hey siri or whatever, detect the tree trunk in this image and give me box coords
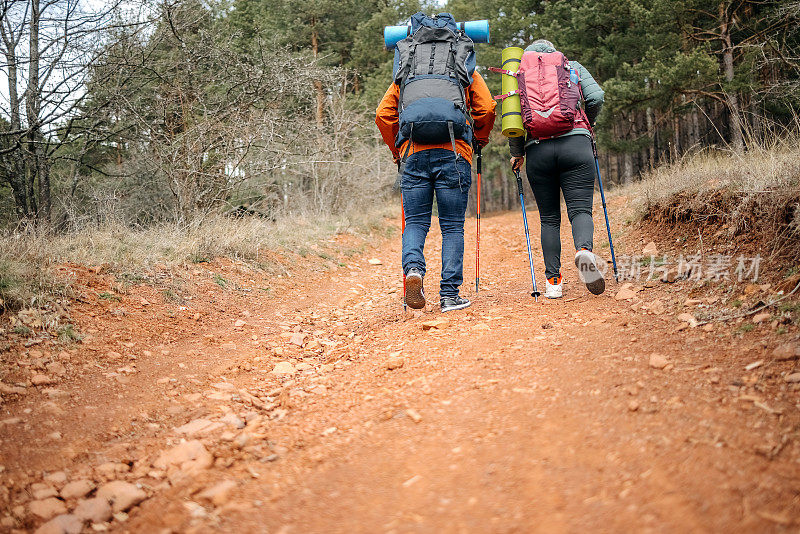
[26,0,50,223]
[720,5,744,151]
[749,102,762,142]
[623,152,633,185]
[646,106,655,170]
[26,0,41,150]
[25,159,38,216]
[673,116,681,160]
[1,24,29,219]
[635,110,646,178]
[617,119,632,185]
[37,155,51,222]
[311,20,325,129]
[691,109,701,148]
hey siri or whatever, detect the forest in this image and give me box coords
[1,0,798,225]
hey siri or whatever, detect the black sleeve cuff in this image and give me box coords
[586,104,602,126]
[509,136,525,157]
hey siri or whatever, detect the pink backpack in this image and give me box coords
[495,51,590,139]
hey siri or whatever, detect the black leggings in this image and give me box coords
[525,134,596,280]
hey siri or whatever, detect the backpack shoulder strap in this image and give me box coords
[447,38,456,77]
[396,41,419,110]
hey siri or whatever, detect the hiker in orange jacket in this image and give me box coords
[376,69,495,312]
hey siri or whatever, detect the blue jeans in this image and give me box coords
[401,148,471,299]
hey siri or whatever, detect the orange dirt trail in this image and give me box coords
[1,207,799,533]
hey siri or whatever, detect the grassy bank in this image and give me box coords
[624,135,800,266]
[0,205,395,323]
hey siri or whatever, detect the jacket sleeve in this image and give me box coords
[508,136,525,157]
[375,83,400,159]
[468,71,496,147]
[574,61,604,126]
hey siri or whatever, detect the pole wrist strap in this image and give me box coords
[493,90,518,101]
[488,67,517,76]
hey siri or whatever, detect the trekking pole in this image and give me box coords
[590,137,619,282]
[401,191,406,310]
[475,146,482,294]
[398,161,407,310]
[514,168,541,301]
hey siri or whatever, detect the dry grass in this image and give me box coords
[0,204,394,319]
[621,133,800,265]
[627,136,800,209]
[0,242,71,320]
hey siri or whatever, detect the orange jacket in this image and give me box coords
[375,71,496,164]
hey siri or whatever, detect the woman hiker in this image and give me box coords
[509,39,606,299]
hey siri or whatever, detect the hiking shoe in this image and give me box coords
[575,249,605,295]
[441,296,471,313]
[545,274,563,299]
[405,268,425,309]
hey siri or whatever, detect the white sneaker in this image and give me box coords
[575,249,605,295]
[545,274,563,299]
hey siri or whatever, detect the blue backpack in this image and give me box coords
[393,13,476,156]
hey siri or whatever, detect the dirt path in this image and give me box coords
[2,203,800,533]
